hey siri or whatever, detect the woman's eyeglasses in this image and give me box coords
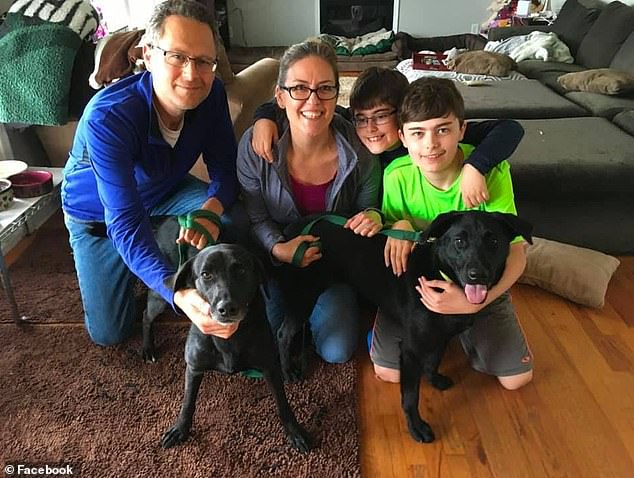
[280,84,339,100]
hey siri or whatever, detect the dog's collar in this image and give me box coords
[439,270,453,283]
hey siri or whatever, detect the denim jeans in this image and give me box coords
[265,278,360,363]
[64,175,248,346]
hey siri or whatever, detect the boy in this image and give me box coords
[250,67,525,217]
[369,77,533,390]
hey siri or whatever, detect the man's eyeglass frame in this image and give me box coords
[152,45,218,73]
[353,109,397,128]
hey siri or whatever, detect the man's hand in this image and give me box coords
[271,235,322,267]
[252,119,279,163]
[415,276,484,314]
[461,163,489,208]
[345,210,383,237]
[174,288,239,338]
[384,220,415,276]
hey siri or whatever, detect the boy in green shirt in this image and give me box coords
[369,78,533,390]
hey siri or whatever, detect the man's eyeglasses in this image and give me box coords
[280,84,339,101]
[152,45,218,74]
[353,109,397,128]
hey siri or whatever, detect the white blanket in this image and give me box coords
[396,59,527,83]
[486,31,574,63]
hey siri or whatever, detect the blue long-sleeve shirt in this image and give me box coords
[62,71,238,304]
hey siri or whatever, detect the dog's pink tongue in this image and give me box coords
[465,284,487,304]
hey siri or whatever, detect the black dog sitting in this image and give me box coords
[277,210,532,443]
[143,217,311,451]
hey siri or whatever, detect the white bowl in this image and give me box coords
[0,160,28,179]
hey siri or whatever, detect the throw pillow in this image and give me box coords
[550,0,601,56]
[557,68,634,95]
[448,50,516,77]
[518,237,620,308]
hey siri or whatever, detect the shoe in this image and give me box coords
[241,369,264,379]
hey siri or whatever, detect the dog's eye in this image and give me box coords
[201,271,213,280]
[235,266,246,275]
[454,238,466,249]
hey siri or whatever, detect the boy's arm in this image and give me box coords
[461,119,524,208]
[463,120,524,174]
[253,97,279,122]
[252,98,286,163]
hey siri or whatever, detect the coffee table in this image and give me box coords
[0,167,63,323]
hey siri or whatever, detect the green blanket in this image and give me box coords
[320,28,394,56]
[0,1,97,126]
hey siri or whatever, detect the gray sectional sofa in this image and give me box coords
[468,0,634,254]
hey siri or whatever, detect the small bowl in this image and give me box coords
[8,170,53,198]
[0,178,14,211]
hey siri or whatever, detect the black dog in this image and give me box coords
[143,217,311,451]
[277,210,532,442]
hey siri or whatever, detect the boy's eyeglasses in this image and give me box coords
[280,84,339,101]
[353,110,397,128]
[152,45,218,74]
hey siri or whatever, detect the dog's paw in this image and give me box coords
[287,425,312,453]
[142,347,158,363]
[406,416,435,443]
[282,364,304,383]
[429,373,453,391]
[161,425,189,449]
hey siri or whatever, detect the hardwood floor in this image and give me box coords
[357,257,634,478]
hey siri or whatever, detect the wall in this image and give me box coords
[397,0,490,37]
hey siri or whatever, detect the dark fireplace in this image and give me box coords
[320,0,394,37]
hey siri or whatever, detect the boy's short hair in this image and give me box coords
[398,78,465,127]
[349,67,409,112]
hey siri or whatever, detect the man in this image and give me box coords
[62,0,242,346]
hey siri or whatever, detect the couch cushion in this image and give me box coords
[612,109,634,135]
[510,117,634,199]
[563,91,634,119]
[610,30,634,73]
[516,60,586,94]
[575,1,634,69]
[558,68,634,95]
[550,0,601,56]
[457,80,587,119]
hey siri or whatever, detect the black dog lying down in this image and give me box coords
[143,217,311,451]
[278,210,532,443]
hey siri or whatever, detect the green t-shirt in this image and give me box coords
[382,144,517,231]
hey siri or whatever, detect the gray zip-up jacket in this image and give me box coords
[237,113,381,255]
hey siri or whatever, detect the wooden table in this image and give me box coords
[0,167,63,323]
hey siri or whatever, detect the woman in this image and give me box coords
[237,39,380,364]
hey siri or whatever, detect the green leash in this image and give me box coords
[176,209,222,267]
[291,213,424,267]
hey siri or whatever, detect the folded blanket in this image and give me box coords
[0,0,98,126]
[486,31,573,63]
[320,28,394,56]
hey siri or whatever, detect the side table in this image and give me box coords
[0,167,63,323]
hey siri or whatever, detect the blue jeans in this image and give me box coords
[64,175,248,346]
[265,278,360,363]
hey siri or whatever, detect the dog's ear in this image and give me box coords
[490,212,533,244]
[167,256,197,292]
[418,211,465,243]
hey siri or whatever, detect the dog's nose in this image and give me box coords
[467,268,482,281]
[217,301,239,317]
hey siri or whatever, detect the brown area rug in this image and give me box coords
[0,215,361,477]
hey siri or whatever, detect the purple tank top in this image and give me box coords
[289,174,335,215]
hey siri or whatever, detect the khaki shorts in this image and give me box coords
[369,292,533,377]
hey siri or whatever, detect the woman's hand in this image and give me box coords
[271,235,322,267]
[384,220,415,276]
[345,210,383,237]
[415,277,483,315]
[174,288,239,338]
[460,163,489,208]
[252,119,279,163]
